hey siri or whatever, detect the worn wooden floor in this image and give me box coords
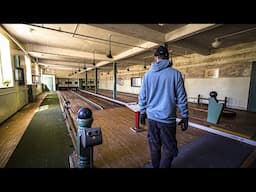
[89,89,256,140]
[1,90,255,168]
[59,90,98,124]
[188,103,256,139]
[59,90,207,167]
[87,89,138,103]
[87,107,207,168]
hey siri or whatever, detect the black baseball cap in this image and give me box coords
[154,45,169,59]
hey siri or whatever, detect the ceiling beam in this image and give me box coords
[0,25,29,55]
[117,59,144,64]
[165,24,221,55]
[89,24,165,44]
[39,59,94,67]
[28,52,97,64]
[24,44,107,61]
[172,41,210,55]
[95,42,158,68]
[165,24,221,42]
[39,63,74,70]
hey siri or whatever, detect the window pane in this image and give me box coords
[131,77,142,87]
[0,33,13,88]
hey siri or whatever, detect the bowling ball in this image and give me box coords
[78,107,92,119]
[210,91,217,98]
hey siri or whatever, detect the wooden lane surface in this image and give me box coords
[59,90,96,112]
[86,90,256,140]
[0,90,224,168]
[89,107,206,168]
[60,91,206,167]
[88,89,138,103]
[84,90,256,141]
[187,103,256,140]
[58,91,96,127]
[77,90,122,109]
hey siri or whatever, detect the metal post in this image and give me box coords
[95,68,98,94]
[113,61,117,99]
[79,78,83,89]
[85,71,88,90]
[129,104,145,133]
[224,97,227,108]
[135,111,140,129]
[77,107,93,168]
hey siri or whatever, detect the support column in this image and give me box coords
[85,71,88,90]
[79,78,83,89]
[95,68,98,94]
[113,62,117,99]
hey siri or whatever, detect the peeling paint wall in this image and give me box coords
[98,64,147,94]
[96,41,256,110]
[173,41,256,110]
[0,39,28,123]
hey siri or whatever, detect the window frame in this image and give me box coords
[131,77,142,87]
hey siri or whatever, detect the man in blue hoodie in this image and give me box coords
[139,45,189,168]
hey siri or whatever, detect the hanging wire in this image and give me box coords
[83,58,87,70]
[93,50,96,65]
[144,59,147,69]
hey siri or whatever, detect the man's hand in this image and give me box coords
[140,113,146,125]
[178,118,188,131]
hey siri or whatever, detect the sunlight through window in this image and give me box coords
[25,55,32,85]
[0,33,13,88]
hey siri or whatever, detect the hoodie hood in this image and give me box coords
[151,59,171,72]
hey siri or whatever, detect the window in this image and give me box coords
[131,77,142,87]
[205,68,219,78]
[14,68,25,85]
[14,55,20,68]
[25,55,32,85]
[32,75,40,84]
[0,33,13,88]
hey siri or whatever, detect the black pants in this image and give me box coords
[147,119,178,168]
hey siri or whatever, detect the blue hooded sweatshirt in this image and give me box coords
[138,59,188,124]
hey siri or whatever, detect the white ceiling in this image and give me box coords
[2,24,256,78]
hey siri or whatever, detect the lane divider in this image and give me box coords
[73,90,103,110]
[79,89,128,106]
[78,90,256,146]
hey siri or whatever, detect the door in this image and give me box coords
[46,76,53,91]
[247,62,256,112]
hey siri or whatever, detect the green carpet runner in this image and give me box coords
[6,92,73,168]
